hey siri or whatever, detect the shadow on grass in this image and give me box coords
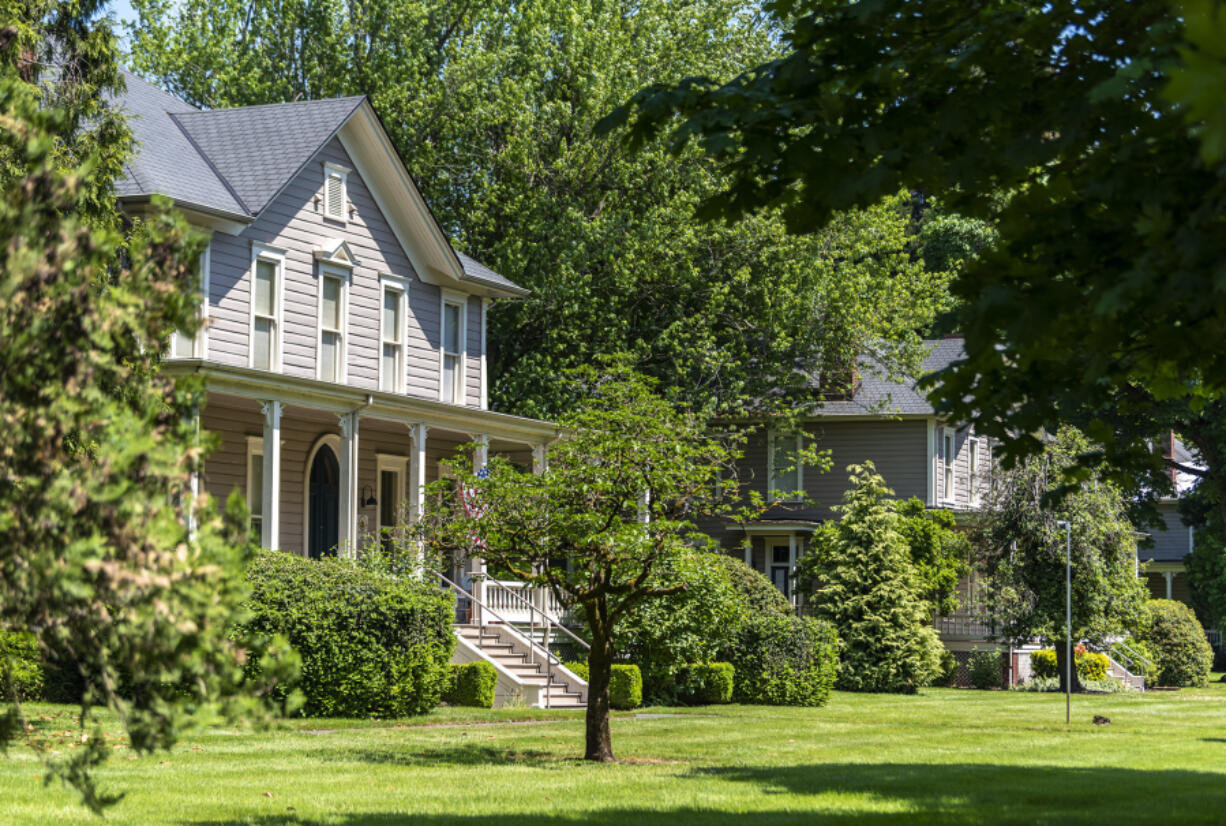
[183,762,1226,825]
[316,745,560,768]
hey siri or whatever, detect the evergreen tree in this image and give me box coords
[801,463,943,693]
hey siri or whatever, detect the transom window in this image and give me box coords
[441,296,465,404]
[250,247,283,371]
[318,269,346,383]
[381,284,405,393]
[769,431,804,502]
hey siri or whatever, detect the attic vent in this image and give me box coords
[323,163,349,222]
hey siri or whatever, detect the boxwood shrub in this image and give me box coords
[444,661,497,708]
[0,630,44,701]
[563,659,589,681]
[968,648,1002,689]
[721,614,839,707]
[1139,599,1214,687]
[678,662,734,704]
[1031,649,1113,683]
[239,551,455,717]
[610,664,642,709]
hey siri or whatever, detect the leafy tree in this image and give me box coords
[609,0,1226,514]
[416,367,734,761]
[897,498,972,620]
[0,11,295,811]
[800,463,943,693]
[127,0,953,419]
[975,430,1147,692]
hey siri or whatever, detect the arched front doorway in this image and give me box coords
[308,443,340,559]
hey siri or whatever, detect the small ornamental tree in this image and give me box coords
[417,367,736,761]
[897,497,972,620]
[976,429,1148,693]
[800,463,943,693]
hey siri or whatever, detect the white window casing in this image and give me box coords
[323,162,350,223]
[169,239,210,359]
[376,454,409,537]
[380,278,407,393]
[316,264,349,384]
[768,430,804,503]
[969,438,981,505]
[440,290,467,405]
[246,435,263,536]
[248,244,285,371]
[942,428,957,504]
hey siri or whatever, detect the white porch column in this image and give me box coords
[260,400,282,550]
[469,434,489,615]
[408,423,429,575]
[187,405,200,540]
[1165,571,1174,600]
[338,411,360,557]
[743,540,752,569]
[532,443,548,474]
[788,534,798,607]
[473,433,489,473]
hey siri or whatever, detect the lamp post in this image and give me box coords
[1056,519,1072,725]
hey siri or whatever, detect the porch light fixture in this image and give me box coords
[361,485,377,508]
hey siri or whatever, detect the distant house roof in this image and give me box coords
[111,70,524,295]
[814,338,965,418]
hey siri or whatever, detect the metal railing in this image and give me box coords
[477,574,588,660]
[431,569,587,709]
[1207,627,1222,650]
[1108,640,1154,678]
[934,612,994,639]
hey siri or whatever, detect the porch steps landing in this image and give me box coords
[454,624,587,709]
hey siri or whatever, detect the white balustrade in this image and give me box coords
[484,580,572,625]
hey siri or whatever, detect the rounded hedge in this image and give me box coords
[444,661,497,708]
[1031,649,1111,682]
[720,614,839,707]
[1140,599,1214,688]
[677,662,734,704]
[610,664,643,709]
[968,649,1002,689]
[706,554,795,617]
[239,551,455,717]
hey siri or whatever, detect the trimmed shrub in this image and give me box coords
[1138,599,1214,687]
[968,648,1003,689]
[707,554,794,617]
[610,664,642,709]
[1030,649,1058,679]
[1077,652,1110,682]
[721,614,839,707]
[239,551,455,717]
[444,662,497,708]
[563,660,589,681]
[677,662,734,704]
[1030,649,1112,682]
[0,630,44,701]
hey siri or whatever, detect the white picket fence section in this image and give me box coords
[484,580,571,625]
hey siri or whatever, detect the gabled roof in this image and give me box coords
[814,338,965,418]
[112,70,525,297]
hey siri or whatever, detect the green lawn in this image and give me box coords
[4,677,1226,825]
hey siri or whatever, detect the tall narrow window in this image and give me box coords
[323,163,349,222]
[381,285,405,392]
[246,437,263,537]
[441,297,464,404]
[169,242,210,359]
[968,438,981,505]
[943,429,956,503]
[769,431,803,502]
[318,270,345,383]
[250,249,282,371]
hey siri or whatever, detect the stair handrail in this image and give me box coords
[475,573,590,652]
[430,569,586,709]
[1109,640,1154,676]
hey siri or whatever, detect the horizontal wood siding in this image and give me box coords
[1146,502,1192,563]
[465,295,482,407]
[806,420,930,519]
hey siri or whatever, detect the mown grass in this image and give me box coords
[3,675,1225,825]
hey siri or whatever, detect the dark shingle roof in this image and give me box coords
[455,251,529,296]
[815,338,965,417]
[113,70,246,218]
[171,96,364,215]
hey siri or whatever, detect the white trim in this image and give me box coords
[376,453,409,536]
[968,437,982,506]
[323,162,350,224]
[480,297,489,410]
[926,419,937,507]
[316,262,350,384]
[245,434,263,537]
[439,289,468,405]
[767,430,804,503]
[248,243,285,372]
[338,413,360,556]
[379,278,407,393]
[259,400,283,550]
[942,427,957,504]
[303,433,342,557]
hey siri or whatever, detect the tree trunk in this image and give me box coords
[1055,640,1083,694]
[583,597,615,762]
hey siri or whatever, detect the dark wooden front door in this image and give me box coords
[308,445,340,559]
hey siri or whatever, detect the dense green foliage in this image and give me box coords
[967,650,1003,691]
[609,665,643,711]
[930,649,958,688]
[563,661,590,682]
[896,498,972,619]
[678,663,735,705]
[611,0,1226,521]
[240,552,454,717]
[444,662,497,709]
[801,464,943,693]
[1030,650,1109,683]
[127,0,953,420]
[721,614,839,707]
[1030,651,1058,680]
[0,632,42,702]
[707,554,795,618]
[976,430,1147,691]
[1138,600,1214,688]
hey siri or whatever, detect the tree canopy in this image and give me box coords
[127,0,954,419]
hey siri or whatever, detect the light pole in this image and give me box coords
[1056,519,1072,725]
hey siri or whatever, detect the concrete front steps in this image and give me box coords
[1104,654,1146,691]
[452,623,587,709]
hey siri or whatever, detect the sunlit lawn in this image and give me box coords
[3,675,1225,825]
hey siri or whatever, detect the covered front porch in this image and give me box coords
[731,519,822,607]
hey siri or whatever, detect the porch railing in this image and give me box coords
[484,578,572,625]
[934,611,993,639]
[1207,627,1222,650]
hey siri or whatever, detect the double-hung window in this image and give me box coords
[440,294,465,404]
[169,241,210,359]
[769,431,804,502]
[943,429,957,503]
[318,267,347,383]
[323,162,349,223]
[381,281,406,393]
[246,436,263,537]
[250,246,284,371]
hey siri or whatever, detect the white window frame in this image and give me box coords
[942,428,957,504]
[380,275,408,393]
[968,437,982,506]
[316,263,349,384]
[248,243,286,372]
[169,240,210,359]
[246,435,264,536]
[768,430,805,503]
[376,454,409,535]
[323,162,350,224]
[439,290,467,405]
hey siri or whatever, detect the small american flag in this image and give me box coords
[458,466,489,549]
